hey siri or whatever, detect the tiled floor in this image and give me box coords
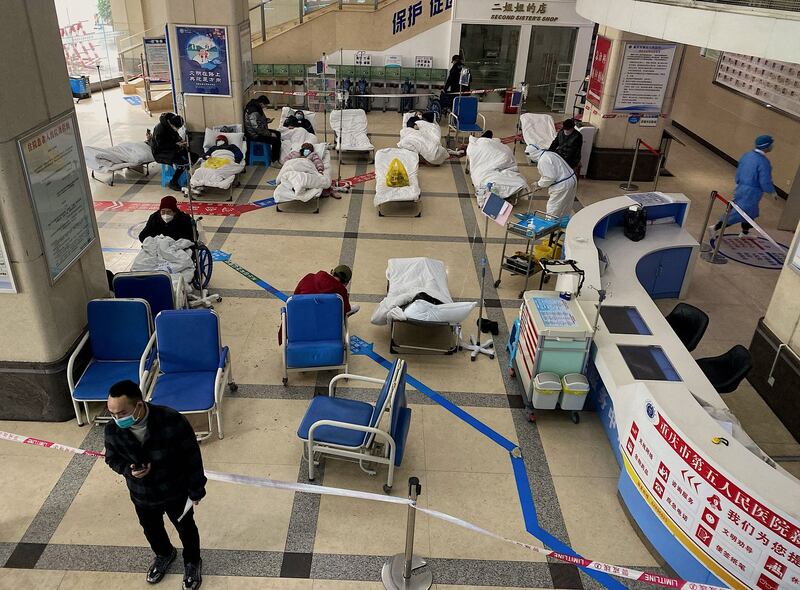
[0,88,797,590]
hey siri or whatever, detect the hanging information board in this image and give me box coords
[0,224,16,293]
[587,36,611,107]
[613,43,676,113]
[18,112,97,283]
[143,37,171,83]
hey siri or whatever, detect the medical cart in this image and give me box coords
[494,210,564,298]
[513,291,594,423]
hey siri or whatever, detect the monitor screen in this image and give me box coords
[600,306,652,335]
[618,345,681,381]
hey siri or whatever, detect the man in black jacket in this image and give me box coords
[105,380,206,589]
[152,113,200,190]
[548,118,584,172]
[243,96,281,161]
[138,196,195,243]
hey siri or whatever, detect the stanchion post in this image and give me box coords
[701,201,730,265]
[619,138,640,191]
[382,477,432,590]
[652,147,665,192]
[698,190,719,253]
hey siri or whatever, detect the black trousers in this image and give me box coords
[134,497,201,564]
[715,220,753,232]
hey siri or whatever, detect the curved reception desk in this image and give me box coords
[562,195,800,590]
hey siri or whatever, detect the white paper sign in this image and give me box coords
[239,20,253,92]
[143,38,171,83]
[385,55,402,68]
[18,113,97,283]
[0,225,16,293]
[355,51,372,66]
[415,56,433,69]
[614,43,676,113]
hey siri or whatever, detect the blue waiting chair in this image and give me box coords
[113,271,186,320]
[280,294,348,385]
[447,96,486,146]
[297,359,412,493]
[68,299,155,426]
[143,309,236,440]
[247,141,271,167]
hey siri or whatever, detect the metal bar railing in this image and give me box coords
[638,0,800,13]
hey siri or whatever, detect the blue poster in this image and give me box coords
[176,25,231,96]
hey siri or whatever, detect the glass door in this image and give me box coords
[524,26,578,113]
[459,24,521,103]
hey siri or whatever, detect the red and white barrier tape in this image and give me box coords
[638,139,660,157]
[713,193,786,252]
[0,429,728,590]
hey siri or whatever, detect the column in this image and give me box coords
[0,0,109,420]
[582,26,684,181]
[165,0,252,133]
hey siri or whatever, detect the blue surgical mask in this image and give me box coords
[114,404,141,429]
[302,148,311,156]
[296,113,304,120]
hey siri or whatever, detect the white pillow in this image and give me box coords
[280,107,316,127]
[313,142,327,158]
[203,128,246,152]
[403,300,476,324]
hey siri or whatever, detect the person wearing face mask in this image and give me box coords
[285,142,324,172]
[244,95,281,161]
[104,380,206,589]
[548,118,583,173]
[284,110,315,134]
[203,134,244,163]
[151,113,200,191]
[138,196,195,243]
[525,144,578,219]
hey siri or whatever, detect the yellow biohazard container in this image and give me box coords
[532,372,562,410]
[559,373,590,411]
[533,241,562,261]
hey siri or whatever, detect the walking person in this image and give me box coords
[104,380,206,589]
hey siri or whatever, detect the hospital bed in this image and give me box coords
[188,127,247,202]
[465,136,530,206]
[374,148,421,217]
[277,127,318,165]
[519,113,556,163]
[398,113,448,166]
[84,141,154,186]
[274,142,332,214]
[371,257,477,354]
[279,107,317,130]
[330,109,374,163]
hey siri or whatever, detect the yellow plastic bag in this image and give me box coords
[204,156,227,169]
[385,158,409,188]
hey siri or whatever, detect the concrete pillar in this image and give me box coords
[165,0,251,133]
[0,0,108,420]
[582,26,684,181]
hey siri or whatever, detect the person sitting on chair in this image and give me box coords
[294,265,359,316]
[284,110,315,134]
[138,196,195,243]
[244,95,281,161]
[151,113,200,191]
[203,134,244,163]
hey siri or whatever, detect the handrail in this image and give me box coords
[638,0,800,15]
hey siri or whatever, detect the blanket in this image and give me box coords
[274,150,332,203]
[466,136,529,202]
[84,142,154,171]
[397,121,448,165]
[191,149,245,189]
[520,113,556,162]
[371,258,452,326]
[131,236,195,286]
[331,109,373,150]
[374,148,420,207]
[278,127,318,165]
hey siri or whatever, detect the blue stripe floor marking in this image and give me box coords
[222,262,623,590]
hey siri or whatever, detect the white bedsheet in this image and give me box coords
[520,114,556,162]
[466,136,529,202]
[131,236,195,286]
[374,148,420,207]
[191,149,245,189]
[398,120,448,165]
[279,107,317,129]
[274,145,332,203]
[84,142,153,172]
[330,109,374,151]
[371,257,476,325]
[278,127,318,164]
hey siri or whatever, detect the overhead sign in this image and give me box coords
[587,36,611,107]
[614,43,677,113]
[454,0,592,25]
[176,25,231,97]
[143,37,171,83]
[18,113,97,283]
[0,223,16,293]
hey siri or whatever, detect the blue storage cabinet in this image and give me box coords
[635,247,692,299]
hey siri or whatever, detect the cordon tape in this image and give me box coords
[0,429,729,590]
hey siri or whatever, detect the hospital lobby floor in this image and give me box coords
[1,90,798,590]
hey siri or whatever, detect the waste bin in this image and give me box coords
[69,75,91,101]
[503,90,521,114]
[532,372,561,410]
[559,373,589,411]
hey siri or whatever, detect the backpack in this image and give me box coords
[624,204,647,242]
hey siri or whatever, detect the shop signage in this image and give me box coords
[143,37,170,83]
[624,398,800,589]
[0,223,16,293]
[176,25,231,96]
[393,0,452,35]
[18,113,97,283]
[455,0,590,25]
[490,1,558,21]
[587,36,611,106]
[614,43,676,113]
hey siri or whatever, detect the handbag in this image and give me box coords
[624,204,647,242]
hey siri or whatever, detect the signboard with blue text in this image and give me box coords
[176,25,231,97]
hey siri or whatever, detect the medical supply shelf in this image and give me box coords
[494,210,564,298]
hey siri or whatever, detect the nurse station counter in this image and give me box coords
[560,194,800,590]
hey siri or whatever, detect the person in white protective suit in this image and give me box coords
[526,144,577,219]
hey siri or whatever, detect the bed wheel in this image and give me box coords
[378,211,384,217]
[518,291,524,299]
[490,354,495,360]
[571,412,580,424]
[415,212,422,218]
[528,412,537,423]
[282,377,288,386]
[314,209,319,214]
[494,279,501,288]
[471,356,476,362]
[229,382,238,392]
[383,484,392,494]
[508,367,516,378]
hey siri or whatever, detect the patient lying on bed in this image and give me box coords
[284,143,335,199]
[204,134,244,163]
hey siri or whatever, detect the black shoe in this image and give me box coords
[146,547,176,584]
[168,179,182,192]
[183,560,202,590]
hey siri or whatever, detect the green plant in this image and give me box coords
[97,0,112,24]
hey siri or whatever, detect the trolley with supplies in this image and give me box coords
[513,289,594,424]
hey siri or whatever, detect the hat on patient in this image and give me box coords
[755,134,774,149]
[159,195,179,212]
[332,265,352,285]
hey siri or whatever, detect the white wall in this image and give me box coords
[326,21,452,69]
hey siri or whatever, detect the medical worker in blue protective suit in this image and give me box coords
[711,135,776,237]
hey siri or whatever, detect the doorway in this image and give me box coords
[459,24,521,103]
[524,26,578,113]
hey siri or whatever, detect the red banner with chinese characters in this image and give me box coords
[587,36,611,107]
